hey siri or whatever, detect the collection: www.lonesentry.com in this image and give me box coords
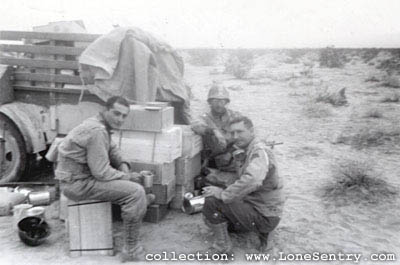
[244,252,396,262]
[145,251,396,263]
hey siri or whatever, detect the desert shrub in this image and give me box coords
[302,101,332,118]
[350,127,400,149]
[319,46,345,68]
[185,49,218,66]
[323,158,397,205]
[224,49,254,79]
[314,87,348,106]
[361,48,379,63]
[380,93,400,103]
[364,76,380,82]
[363,108,383,119]
[283,49,309,64]
[382,75,400,88]
[376,49,400,74]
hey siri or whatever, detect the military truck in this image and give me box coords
[0,29,189,183]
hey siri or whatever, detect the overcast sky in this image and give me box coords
[0,0,399,48]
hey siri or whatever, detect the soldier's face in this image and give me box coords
[209,99,228,114]
[104,102,130,129]
[230,121,254,148]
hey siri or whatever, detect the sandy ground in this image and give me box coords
[1,53,400,265]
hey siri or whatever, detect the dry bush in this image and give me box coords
[323,158,397,205]
[364,76,380,82]
[363,108,383,119]
[302,101,332,118]
[382,75,400,88]
[319,47,345,68]
[350,126,400,149]
[361,48,379,63]
[224,50,254,79]
[314,87,348,106]
[186,49,218,66]
[380,93,400,103]
[376,49,400,74]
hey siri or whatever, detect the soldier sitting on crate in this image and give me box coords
[55,96,154,262]
[191,82,242,186]
[202,115,284,254]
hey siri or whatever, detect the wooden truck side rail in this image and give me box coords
[0,30,105,182]
[0,30,100,95]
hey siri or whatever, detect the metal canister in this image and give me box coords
[182,193,205,215]
[28,191,51,206]
[143,173,154,189]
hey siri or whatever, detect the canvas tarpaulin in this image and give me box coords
[79,27,191,124]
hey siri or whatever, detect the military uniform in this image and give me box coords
[191,108,241,171]
[203,138,284,236]
[56,113,147,221]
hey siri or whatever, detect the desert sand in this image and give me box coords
[1,50,399,265]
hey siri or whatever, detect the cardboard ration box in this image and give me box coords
[113,126,182,163]
[170,184,194,210]
[152,178,176,205]
[175,125,203,158]
[175,152,201,188]
[121,104,174,132]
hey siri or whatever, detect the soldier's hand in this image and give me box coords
[202,186,223,200]
[140,170,153,177]
[128,172,143,183]
[118,163,130,173]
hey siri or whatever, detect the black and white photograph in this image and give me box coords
[0,0,399,264]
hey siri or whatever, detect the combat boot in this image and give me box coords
[119,219,145,262]
[208,222,233,255]
[259,232,269,253]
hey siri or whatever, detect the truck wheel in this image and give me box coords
[0,113,27,183]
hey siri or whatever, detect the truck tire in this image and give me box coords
[0,113,27,183]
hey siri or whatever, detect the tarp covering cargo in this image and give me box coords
[79,27,191,124]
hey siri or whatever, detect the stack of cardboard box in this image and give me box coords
[171,125,203,210]
[112,104,204,221]
[112,104,180,222]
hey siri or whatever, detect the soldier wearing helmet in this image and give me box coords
[191,83,242,182]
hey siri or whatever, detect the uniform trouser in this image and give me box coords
[202,197,280,235]
[62,178,147,222]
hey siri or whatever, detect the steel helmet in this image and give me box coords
[18,216,50,246]
[207,84,230,103]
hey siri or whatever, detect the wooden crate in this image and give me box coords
[143,204,169,223]
[112,126,182,163]
[121,105,174,132]
[175,153,201,189]
[67,200,113,257]
[129,160,175,185]
[152,178,176,205]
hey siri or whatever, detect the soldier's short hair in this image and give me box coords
[229,115,254,129]
[105,96,130,110]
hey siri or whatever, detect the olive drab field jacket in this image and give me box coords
[55,114,130,182]
[221,138,284,217]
